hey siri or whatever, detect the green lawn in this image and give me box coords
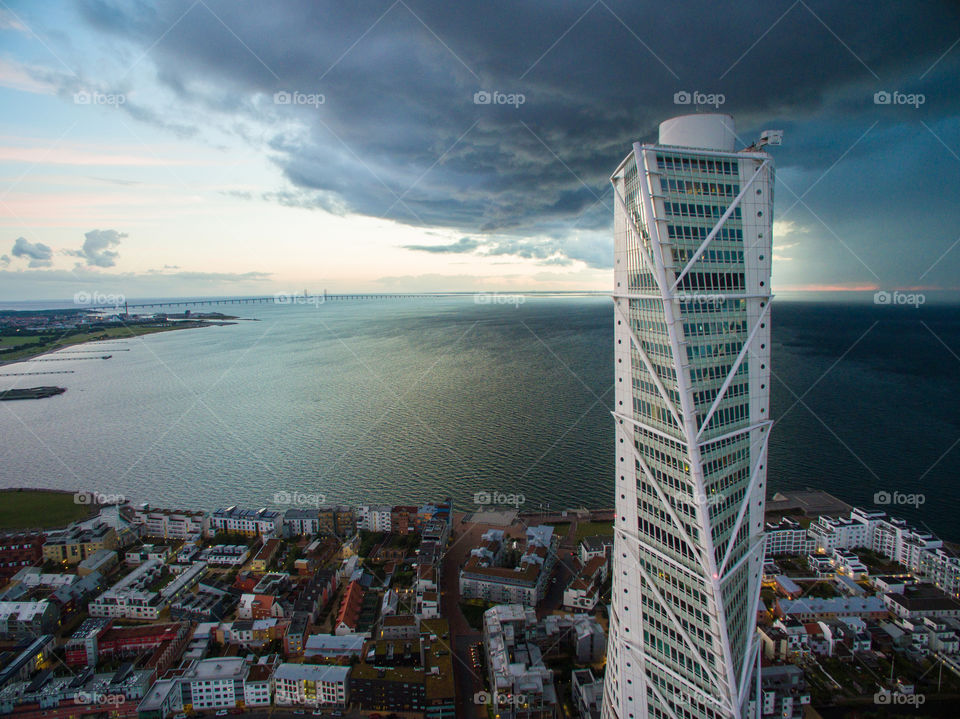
[0,323,209,363]
[576,521,614,541]
[460,600,494,631]
[0,489,95,530]
[799,580,840,598]
[358,530,388,558]
[0,336,43,348]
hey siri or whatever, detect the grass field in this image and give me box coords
[0,323,207,363]
[459,600,494,630]
[0,489,96,530]
[575,520,614,541]
[0,336,43,348]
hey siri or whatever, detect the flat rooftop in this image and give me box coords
[463,509,518,526]
[766,489,852,518]
[888,584,960,613]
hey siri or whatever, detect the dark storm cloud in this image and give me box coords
[78,0,960,286]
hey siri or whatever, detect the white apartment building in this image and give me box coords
[764,518,815,556]
[243,664,273,706]
[921,548,960,598]
[177,657,269,710]
[211,506,281,537]
[578,535,613,566]
[808,514,871,552]
[138,679,182,719]
[139,659,272,717]
[459,526,556,607]
[416,591,440,619]
[356,504,392,532]
[482,604,558,719]
[88,559,163,620]
[274,663,350,707]
[201,544,249,566]
[790,507,960,598]
[132,504,209,539]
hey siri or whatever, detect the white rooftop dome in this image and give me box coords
[658,113,736,152]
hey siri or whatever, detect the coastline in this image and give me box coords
[0,316,239,367]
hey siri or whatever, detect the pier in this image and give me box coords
[54,348,130,353]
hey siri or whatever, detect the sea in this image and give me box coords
[0,296,957,539]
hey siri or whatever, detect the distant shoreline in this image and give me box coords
[0,313,241,367]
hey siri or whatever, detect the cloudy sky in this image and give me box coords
[1,1,958,301]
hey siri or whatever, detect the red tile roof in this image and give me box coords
[336,580,365,629]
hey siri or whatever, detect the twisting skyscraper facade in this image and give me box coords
[602,114,779,719]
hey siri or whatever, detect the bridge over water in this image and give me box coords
[82,291,476,312]
[80,291,605,312]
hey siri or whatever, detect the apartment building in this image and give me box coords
[0,531,44,581]
[283,508,319,536]
[356,505,392,533]
[42,521,117,565]
[132,503,209,539]
[0,599,59,639]
[211,506,281,537]
[274,663,350,707]
[88,559,164,619]
[460,526,556,607]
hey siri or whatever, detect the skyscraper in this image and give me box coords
[602,114,779,719]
